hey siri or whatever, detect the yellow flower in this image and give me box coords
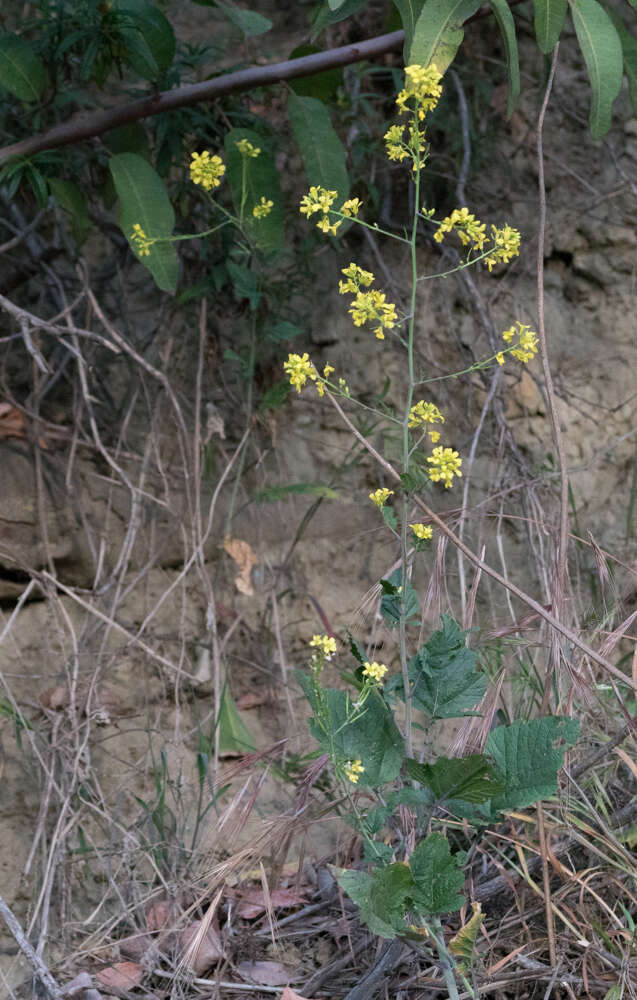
[408,400,445,429]
[341,198,363,217]
[130,223,153,257]
[429,430,440,443]
[252,197,273,219]
[485,224,521,270]
[496,352,505,365]
[363,660,388,683]
[236,138,260,157]
[283,352,316,392]
[396,63,443,119]
[427,446,462,489]
[502,325,516,343]
[190,150,225,190]
[369,487,393,508]
[299,185,337,217]
[323,364,335,377]
[434,207,486,251]
[309,634,337,659]
[349,289,397,338]
[316,216,342,235]
[411,523,433,540]
[339,262,375,294]
[344,759,365,784]
[502,322,538,363]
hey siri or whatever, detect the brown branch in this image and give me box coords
[0,31,404,165]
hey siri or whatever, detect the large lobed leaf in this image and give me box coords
[405,754,504,804]
[571,0,623,138]
[109,152,178,293]
[406,615,487,720]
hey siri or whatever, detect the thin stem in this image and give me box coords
[429,918,462,1000]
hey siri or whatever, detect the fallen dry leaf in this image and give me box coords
[224,536,257,596]
[236,960,291,986]
[118,932,152,961]
[237,888,306,919]
[39,685,70,711]
[236,687,278,710]
[145,899,173,932]
[180,919,224,975]
[95,962,143,990]
[0,403,25,440]
[281,989,314,1000]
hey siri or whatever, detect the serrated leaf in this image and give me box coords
[409,833,466,914]
[218,1,272,36]
[571,0,623,138]
[449,902,483,968]
[347,630,368,667]
[218,685,256,756]
[48,178,91,244]
[407,615,486,719]
[380,568,420,629]
[333,868,406,938]
[0,35,46,102]
[289,45,343,102]
[224,127,284,254]
[405,754,504,804]
[485,716,579,815]
[226,259,260,309]
[533,0,568,53]
[490,0,520,117]
[254,482,338,501]
[287,94,349,220]
[301,682,404,787]
[109,152,178,293]
[407,0,482,72]
[608,10,637,115]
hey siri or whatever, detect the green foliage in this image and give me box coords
[312,0,368,36]
[217,685,256,755]
[287,94,350,214]
[224,127,285,254]
[570,0,623,139]
[409,833,466,914]
[49,178,91,244]
[489,0,520,117]
[534,0,568,54]
[380,569,420,629]
[611,11,637,114]
[115,0,176,78]
[289,45,343,102]
[407,0,482,74]
[0,34,46,102]
[405,754,504,804]
[403,614,487,719]
[254,483,338,502]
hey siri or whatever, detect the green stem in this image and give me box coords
[224,300,257,537]
[429,918,462,1000]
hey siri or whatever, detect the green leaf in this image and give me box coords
[571,0,623,138]
[405,754,504,804]
[289,44,343,102]
[224,127,285,254]
[392,0,425,60]
[449,902,484,969]
[287,94,350,219]
[0,35,46,102]
[103,123,150,159]
[381,504,398,532]
[119,26,159,80]
[254,482,338,501]
[264,320,302,342]
[407,615,486,719]
[608,10,637,115]
[217,685,256,755]
[48,178,91,244]
[489,0,520,117]
[486,716,579,815]
[117,1,176,72]
[334,864,413,938]
[410,833,466,914]
[217,1,272,36]
[226,259,260,309]
[533,0,568,53]
[312,0,368,36]
[407,0,482,72]
[380,568,420,629]
[109,152,178,293]
[300,680,404,787]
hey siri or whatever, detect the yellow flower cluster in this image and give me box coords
[341,198,363,217]
[408,400,445,429]
[190,150,225,190]
[299,186,341,235]
[502,322,538,362]
[363,660,388,683]
[384,123,427,170]
[369,487,393,508]
[434,207,487,251]
[396,64,443,119]
[344,759,365,784]
[309,633,337,659]
[130,223,153,257]
[486,224,521,271]
[253,197,273,219]
[236,138,260,157]
[427,446,462,489]
[339,263,397,340]
[411,523,433,540]
[283,353,334,397]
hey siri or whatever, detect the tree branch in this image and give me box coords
[0,31,405,165]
